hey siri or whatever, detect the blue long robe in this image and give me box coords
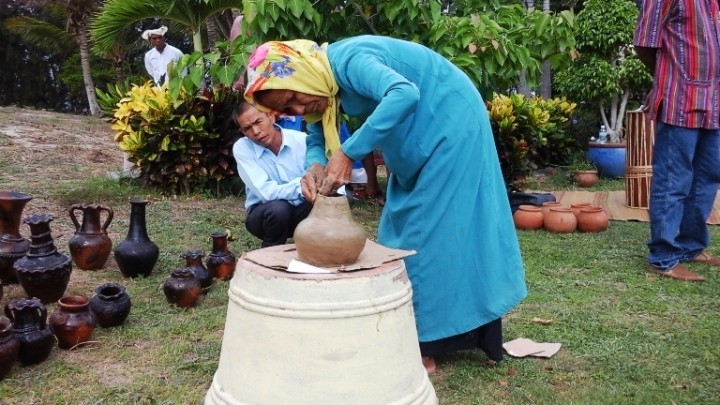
[306,36,527,342]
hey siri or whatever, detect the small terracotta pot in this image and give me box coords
[577,206,610,233]
[544,207,577,233]
[573,170,599,187]
[49,295,97,350]
[570,202,593,217]
[541,202,562,217]
[513,205,544,230]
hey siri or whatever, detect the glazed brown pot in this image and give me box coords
[572,170,599,187]
[0,191,32,285]
[293,194,367,267]
[577,206,610,233]
[14,214,72,304]
[513,205,544,230]
[206,231,236,281]
[544,207,577,233]
[0,316,19,380]
[570,202,593,217]
[68,203,114,270]
[49,295,97,350]
[182,250,212,293]
[541,201,563,217]
[163,268,201,308]
[4,297,54,365]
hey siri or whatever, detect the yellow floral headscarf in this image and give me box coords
[244,40,340,157]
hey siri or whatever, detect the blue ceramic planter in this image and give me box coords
[587,142,626,178]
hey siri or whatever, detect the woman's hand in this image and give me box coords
[301,163,325,203]
[319,149,353,196]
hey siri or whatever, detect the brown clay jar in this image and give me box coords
[163,268,201,308]
[0,191,32,285]
[544,207,577,233]
[577,206,610,233]
[0,316,20,380]
[570,202,593,217]
[49,295,97,350]
[206,231,236,281]
[513,205,544,230]
[573,171,599,187]
[541,202,562,217]
[293,194,367,267]
[68,203,114,270]
[182,250,212,293]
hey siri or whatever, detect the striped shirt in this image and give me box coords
[633,0,720,129]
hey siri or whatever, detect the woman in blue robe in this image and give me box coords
[244,35,527,373]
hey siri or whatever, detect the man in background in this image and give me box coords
[142,25,184,87]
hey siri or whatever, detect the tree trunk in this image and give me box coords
[77,27,101,116]
[206,19,217,51]
[539,0,552,98]
[517,0,535,96]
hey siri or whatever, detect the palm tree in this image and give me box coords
[91,0,238,56]
[6,0,103,116]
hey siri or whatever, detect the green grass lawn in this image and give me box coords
[1,165,719,404]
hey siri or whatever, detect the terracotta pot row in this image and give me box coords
[513,202,609,233]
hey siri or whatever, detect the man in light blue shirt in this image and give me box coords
[232,102,312,247]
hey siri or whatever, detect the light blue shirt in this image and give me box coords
[233,125,306,210]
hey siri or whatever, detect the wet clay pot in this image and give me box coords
[572,170,599,188]
[570,202,593,217]
[14,214,72,304]
[89,283,131,328]
[206,232,236,281]
[0,316,19,380]
[513,205,544,230]
[577,206,610,233]
[544,207,577,233]
[182,250,212,293]
[293,194,367,267]
[68,203,114,270]
[4,297,54,365]
[114,199,159,278]
[541,201,563,217]
[163,268,201,308]
[50,295,96,350]
[0,191,32,285]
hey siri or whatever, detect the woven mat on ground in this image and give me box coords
[536,190,720,225]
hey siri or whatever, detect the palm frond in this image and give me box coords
[4,16,75,51]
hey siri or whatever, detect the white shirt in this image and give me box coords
[144,44,184,85]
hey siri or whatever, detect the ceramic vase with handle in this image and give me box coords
[4,297,54,365]
[68,203,114,270]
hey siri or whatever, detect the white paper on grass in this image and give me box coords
[503,338,562,358]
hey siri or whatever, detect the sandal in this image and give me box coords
[351,188,385,207]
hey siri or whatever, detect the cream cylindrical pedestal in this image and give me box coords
[205,257,438,405]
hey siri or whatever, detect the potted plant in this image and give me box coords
[554,0,653,178]
[568,156,599,188]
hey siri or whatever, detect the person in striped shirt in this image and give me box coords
[634,0,720,281]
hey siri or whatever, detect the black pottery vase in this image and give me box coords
[206,231,236,281]
[163,268,201,308]
[4,297,54,365]
[14,214,72,304]
[114,199,159,278]
[89,283,131,328]
[182,250,212,293]
[0,191,32,285]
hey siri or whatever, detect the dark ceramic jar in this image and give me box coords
[0,191,32,285]
[68,203,114,270]
[14,214,72,304]
[50,295,97,350]
[182,250,212,292]
[89,283,131,328]
[206,232,236,281]
[163,268,201,308]
[0,316,20,380]
[4,297,54,365]
[114,199,159,278]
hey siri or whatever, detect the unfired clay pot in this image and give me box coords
[544,207,577,233]
[513,205,544,230]
[572,170,599,188]
[541,202,562,217]
[293,194,367,267]
[570,202,593,217]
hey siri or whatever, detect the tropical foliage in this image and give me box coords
[487,93,577,183]
[554,0,652,142]
[107,81,241,194]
